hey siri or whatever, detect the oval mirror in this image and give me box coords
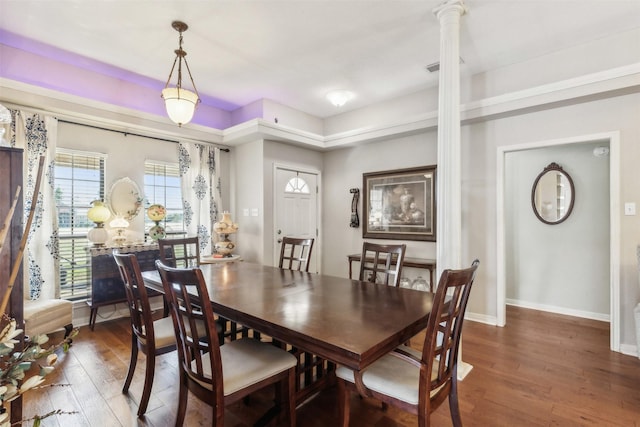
[108,177,142,220]
[531,162,575,225]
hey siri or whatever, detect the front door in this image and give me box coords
[274,167,318,273]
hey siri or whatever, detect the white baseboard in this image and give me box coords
[465,311,498,326]
[619,343,639,358]
[71,297,164,329]
[506,299,610,322]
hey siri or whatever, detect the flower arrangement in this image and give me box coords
[0,315,77,427]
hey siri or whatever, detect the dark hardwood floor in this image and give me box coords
[24,306,640,426]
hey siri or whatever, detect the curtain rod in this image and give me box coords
[57,119,230,152]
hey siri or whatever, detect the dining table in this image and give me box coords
[142,261,434,403]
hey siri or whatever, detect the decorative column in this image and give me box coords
[433,0,472,380]
[434,0,466,276]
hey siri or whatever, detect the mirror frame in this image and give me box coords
[108,177,142,221]
[531,162,575,225]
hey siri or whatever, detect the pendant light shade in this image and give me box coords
[162,87,199,125]
[162,21,200,127]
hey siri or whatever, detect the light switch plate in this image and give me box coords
[251,208,259,217]
[243,208,249,217]
[624,202,636,216]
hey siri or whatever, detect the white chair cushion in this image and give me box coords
[149,316,178,348]
[23,299,73,337]
[336,345,441,406]
[191,338,297,396]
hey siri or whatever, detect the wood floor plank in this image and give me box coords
[21,305,640,426]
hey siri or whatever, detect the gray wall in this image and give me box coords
[505,142,610,318]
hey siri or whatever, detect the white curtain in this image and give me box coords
[178,142,223,254]
[8,110,59,300]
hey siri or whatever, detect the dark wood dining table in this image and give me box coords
[142,262,434,399]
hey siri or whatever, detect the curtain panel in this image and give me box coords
[8,110,59,300]
[178,143,223,254]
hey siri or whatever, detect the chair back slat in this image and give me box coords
[158,237,201,268]
[113,253,154,345]
[358,242,406,287]
[278,237,314,272]
[422,260,479,393]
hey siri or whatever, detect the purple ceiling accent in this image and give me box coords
[0,29,237,128]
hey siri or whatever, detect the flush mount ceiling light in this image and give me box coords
[162,21,200,127]
[326,90,355,107]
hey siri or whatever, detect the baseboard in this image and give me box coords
[619,343,639,358]
[71,297,164,328]
[506,299,610,322]
[465,311,498,326]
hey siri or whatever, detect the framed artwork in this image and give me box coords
[363,165,436,241]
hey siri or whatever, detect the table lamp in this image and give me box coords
[147,204,167,241]
[87,200,111,246]
[109,216,129,245]
[213,211,238,257]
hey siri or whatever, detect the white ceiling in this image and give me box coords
[2,0,640,118]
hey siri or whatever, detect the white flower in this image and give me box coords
[46,353,58,366]
[19,375,45,393]
[0,411,9,427]
[0,319,22,349]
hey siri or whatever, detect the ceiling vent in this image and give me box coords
[425,57,465,73]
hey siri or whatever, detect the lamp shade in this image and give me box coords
[162,87,199,126]
[87,200,111,225]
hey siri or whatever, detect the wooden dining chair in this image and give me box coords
[279,237,314,272]
[356,242,407,287]
[277,236,329,402]
[336,259,480,427]
[156,261,298,427]
[113,252,177,417]
[157,236,201,268]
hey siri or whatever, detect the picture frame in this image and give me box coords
[362,165,436,241]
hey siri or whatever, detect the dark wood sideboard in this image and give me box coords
[87,243,161,330]
[347,253,437,292]
[0,146,24,423]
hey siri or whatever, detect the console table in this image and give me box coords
[87,243,161,330]
[347,253,437,292]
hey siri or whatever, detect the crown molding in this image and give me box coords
[2,63,639,151]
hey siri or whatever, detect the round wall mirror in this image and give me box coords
[108,177,142,220]
[531,162,575,225]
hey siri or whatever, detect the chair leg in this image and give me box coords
[137,351,155,417]
[337,379,351,427]
[63,323,73,340]
[284,367,296,426]
[449,379,462,427]
[122,337,138,393]
[175,372,189,427]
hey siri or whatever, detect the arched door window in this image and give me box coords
[285,176,310,194]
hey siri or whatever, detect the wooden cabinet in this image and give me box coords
[87,244,161,329]
[0,146,24,423]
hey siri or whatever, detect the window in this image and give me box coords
[285,176,310,194]
[144,161,184,236]
[54,149,106,300]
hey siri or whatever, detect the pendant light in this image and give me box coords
[162,21,200,127]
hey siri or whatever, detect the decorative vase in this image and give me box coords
[147,204,167,241]
[213,212,238,257]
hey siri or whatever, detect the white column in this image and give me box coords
[433,0,472,380]
[434,0,466,276]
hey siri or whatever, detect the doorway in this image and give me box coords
[273,165,320,273]
[496,131,621,351]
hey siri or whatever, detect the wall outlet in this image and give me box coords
[624,202,636,216]
[251,208,259,217]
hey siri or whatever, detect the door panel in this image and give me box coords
[275,168,318,273]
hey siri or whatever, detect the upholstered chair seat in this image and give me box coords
[23,298,73,338]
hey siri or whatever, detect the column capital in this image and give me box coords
[433,0,467,20]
